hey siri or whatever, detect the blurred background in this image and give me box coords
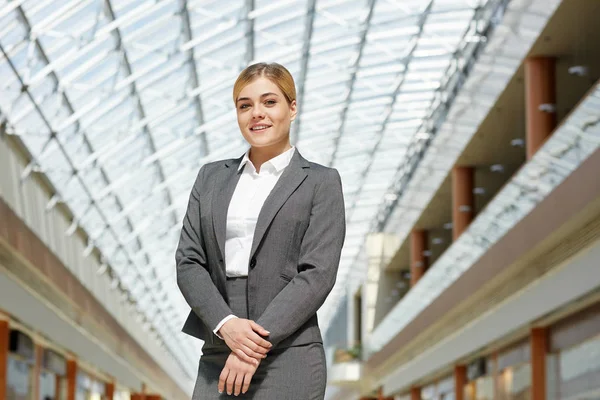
[0,0,599,399]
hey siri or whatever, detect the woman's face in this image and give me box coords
[235,77,297,150]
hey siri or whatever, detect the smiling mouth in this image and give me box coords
[250,125,271,132]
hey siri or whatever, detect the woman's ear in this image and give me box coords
[290,100,297,122]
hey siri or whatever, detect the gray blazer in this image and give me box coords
[176,149,346,349]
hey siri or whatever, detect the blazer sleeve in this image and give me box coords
[176,165,234,331]
[256,168,346,347]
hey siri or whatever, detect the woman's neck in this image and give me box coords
[249,142,292,172]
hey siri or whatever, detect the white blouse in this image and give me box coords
[225,146,295,276]
[213,146,295,334]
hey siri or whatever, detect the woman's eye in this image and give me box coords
[239,104,250,109]
[265,100,276,105]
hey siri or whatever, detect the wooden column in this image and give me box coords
[0,320,8,400]
[454,365,467,400]
[410,386,421,400]
[55,375,62,400]
[66,359,77,400]
[531,327,548,400]
[376,387,393,400]
[105,382,115,400]
[410,230,428,287]
[452,166,474,241]
[33,344,43,400]
[525,57,556,160]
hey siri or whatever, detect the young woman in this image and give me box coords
[176,62,346,399]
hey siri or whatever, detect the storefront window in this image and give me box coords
[475,375,494,400]
[76,371,105,400]
[7,356,33,400]
[113,388,131,400]
[39,370,56,400]
[553,333,600,399]
[497,363,531,400]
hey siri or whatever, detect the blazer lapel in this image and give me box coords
[250,150,310,258]
[212,156,243,260]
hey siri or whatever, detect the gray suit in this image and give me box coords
[176,149,346,349]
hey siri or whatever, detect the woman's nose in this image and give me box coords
[252,106,264,119]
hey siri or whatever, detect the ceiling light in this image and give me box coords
[473,187,486,195]
[511,138,525,147]
[538,103,556,113]
[384,193,398,201]
[490,164,504,173]
[444,222,453,230]
[432,238,444,245]
[568,65,588,76]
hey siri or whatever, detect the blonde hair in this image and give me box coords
[233,62,296,105]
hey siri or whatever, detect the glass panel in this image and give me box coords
[7,356,32,400]
[0,0,503,371]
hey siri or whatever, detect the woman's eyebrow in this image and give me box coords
[236,92,279,103]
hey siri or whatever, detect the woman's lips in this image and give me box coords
[249,125,271,133]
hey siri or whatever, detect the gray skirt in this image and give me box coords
[192,277,326,399]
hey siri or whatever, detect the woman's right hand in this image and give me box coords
[218,318,272,364]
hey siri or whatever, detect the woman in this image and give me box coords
[176,62,346,399]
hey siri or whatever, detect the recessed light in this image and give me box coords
[511,138,524,147]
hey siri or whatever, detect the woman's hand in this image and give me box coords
[218,318,272,364]
[219,352,260,396]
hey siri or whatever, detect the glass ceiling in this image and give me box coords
[0,0,491,378]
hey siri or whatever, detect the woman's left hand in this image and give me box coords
[218,352,260,396]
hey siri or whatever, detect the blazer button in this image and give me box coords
[249,258,256,268]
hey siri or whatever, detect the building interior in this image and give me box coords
[1,0,600,399]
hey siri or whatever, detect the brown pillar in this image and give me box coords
[452,166,474,240]
[0,320,8,400]
[376,387,393,400]
[531,327,548,400]
[454,365,467,400]
[55,375,62,400]
[146,395,161,400]
[410,230,428,287]
[105,382,115,400]
[525,57,556,160]
[66,359,77,400]
[410,386,421,400]
[33,344,43,400]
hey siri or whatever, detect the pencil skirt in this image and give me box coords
[191,277,327,399]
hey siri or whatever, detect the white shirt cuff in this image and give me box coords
[214,315,238,339]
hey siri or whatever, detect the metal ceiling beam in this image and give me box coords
[245,0,255,65]
[179,0,209,156]
[344,0,434,223]
[327,0,377,167]
[0,40,196,376]
[7,4,196,373]
[290,0,317,145]
[103,0,177,227]
[102,1,196,363]
[373,0,507,232]
[322,0,512,333]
